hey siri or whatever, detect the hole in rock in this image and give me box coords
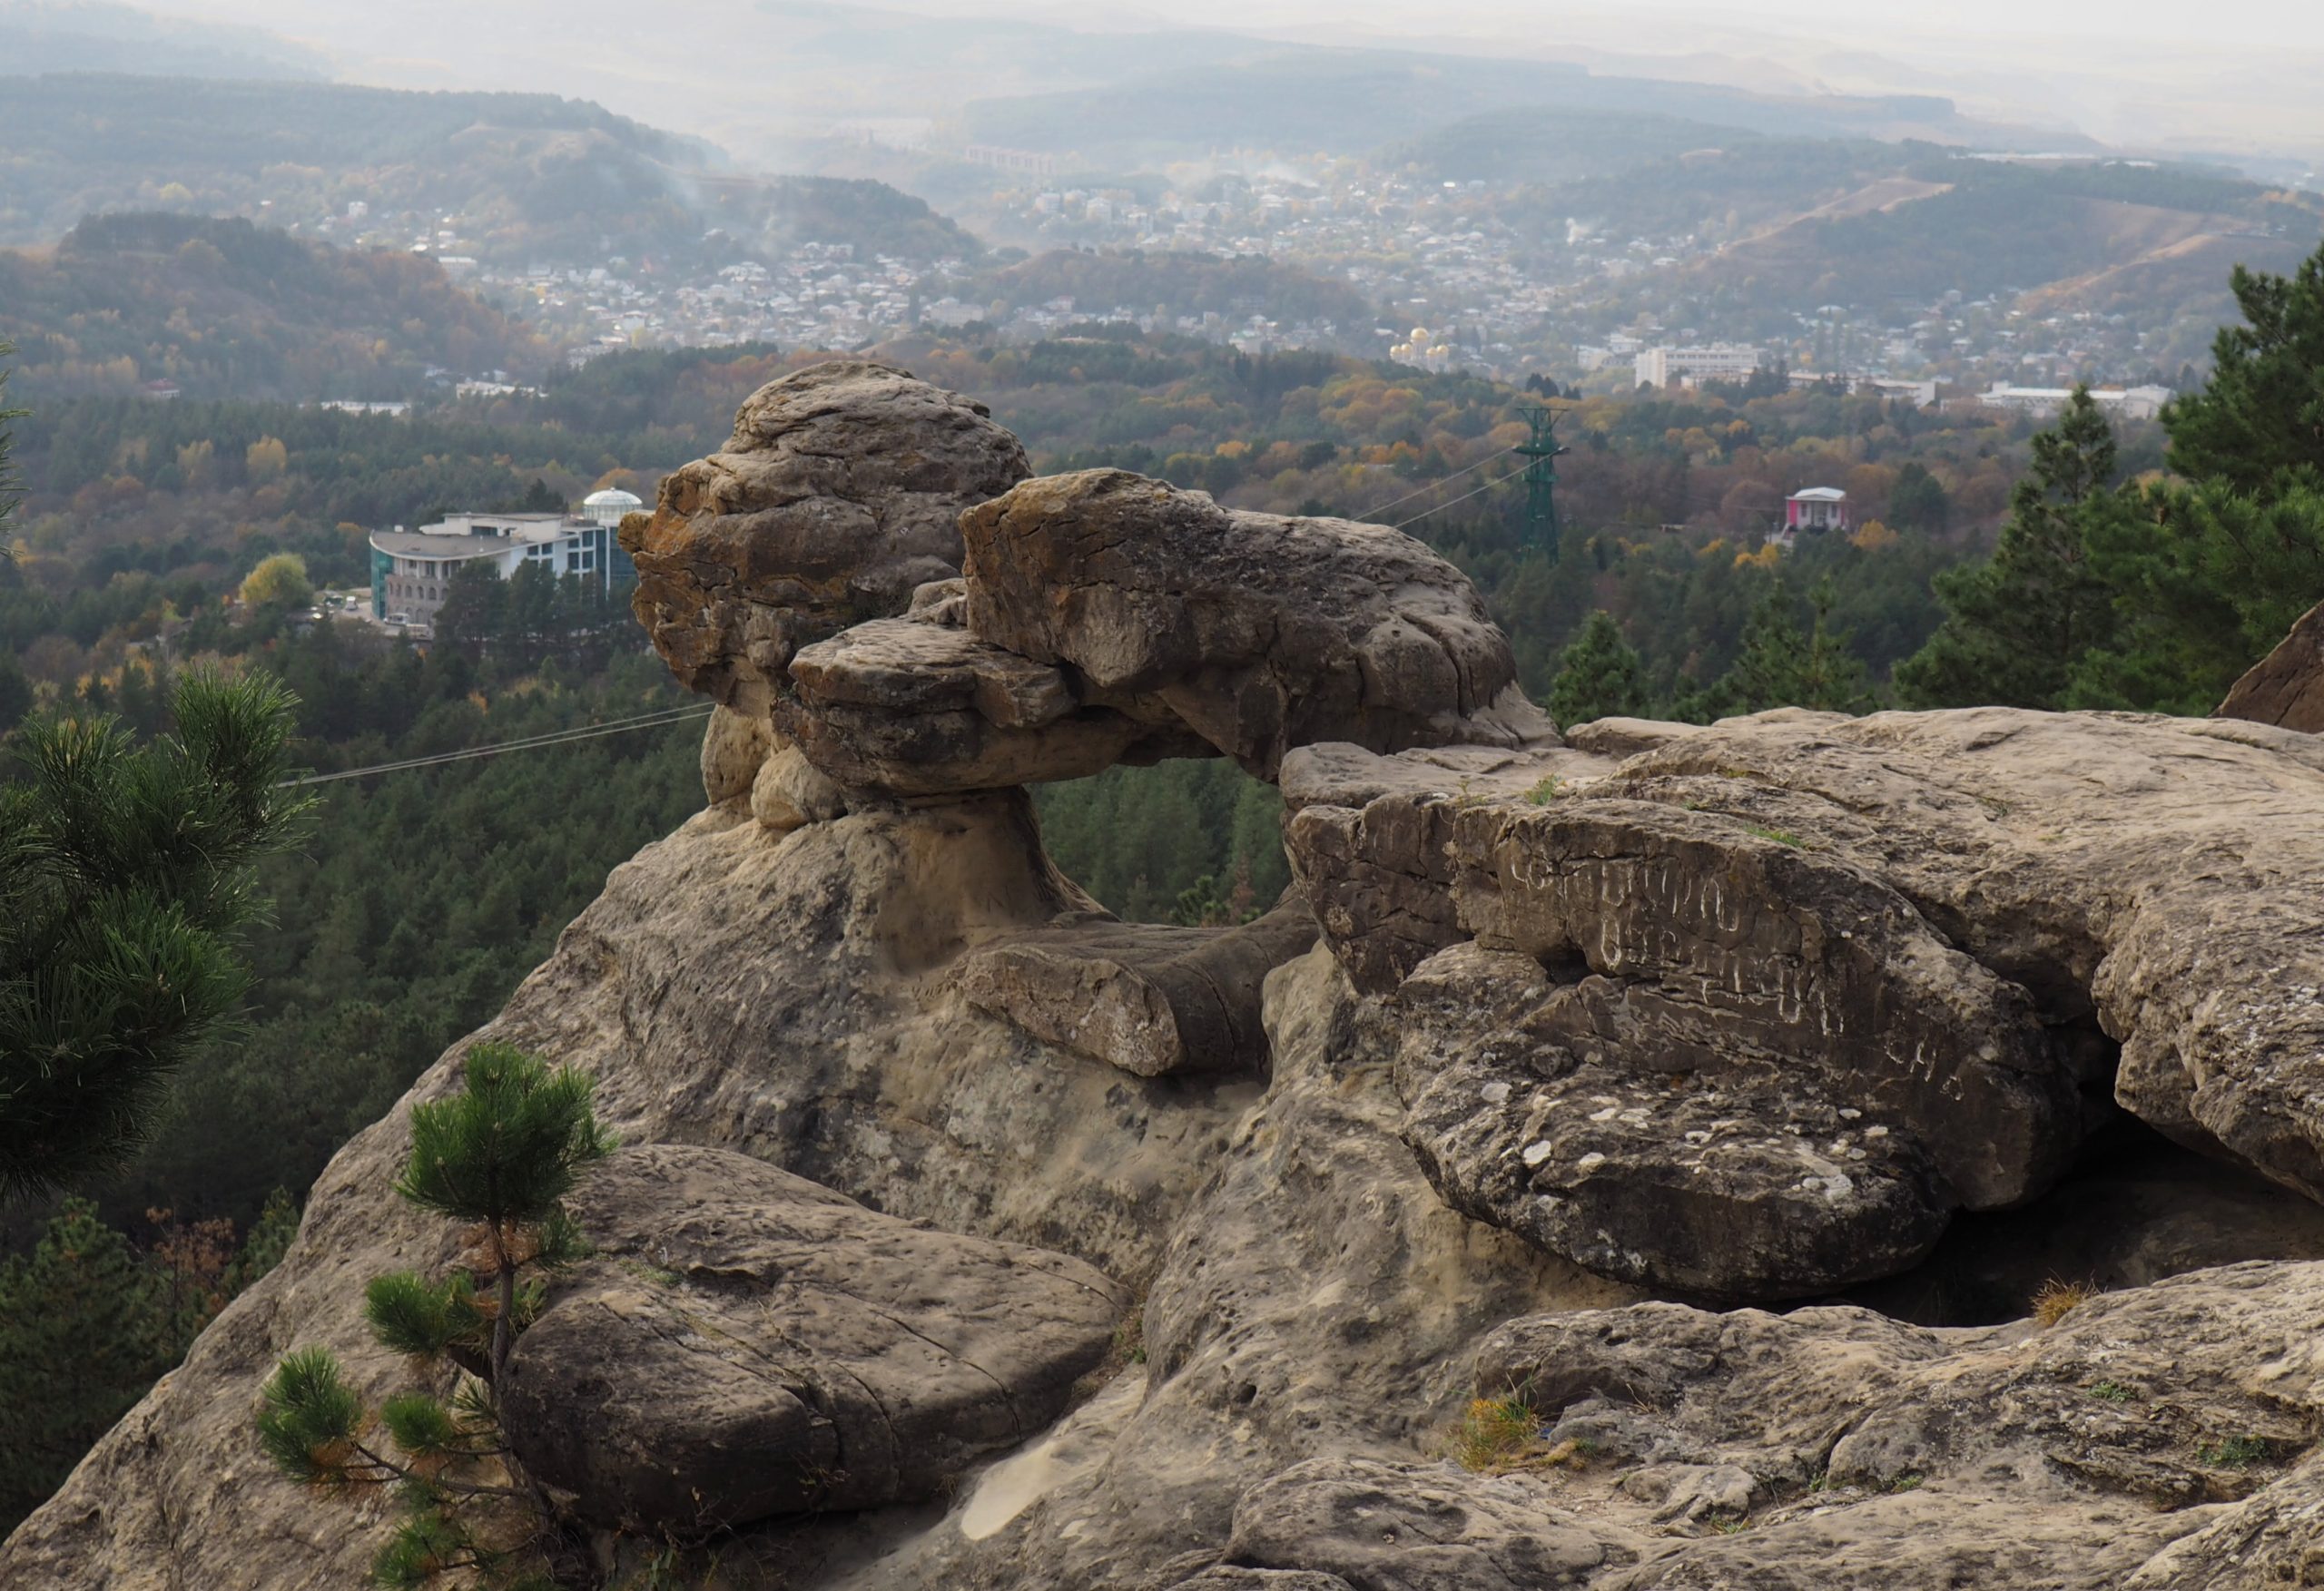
[1032,761,1286,925]
[1833,1116,2324,1327]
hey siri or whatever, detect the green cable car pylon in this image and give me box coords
[1519,404,1569,558]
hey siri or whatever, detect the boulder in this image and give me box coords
[625,361,1029,718]
[499,1144,1126,1528]
[750,744,847,831]
[701,702,777,808]
[1285,710,2324,1297]
[951,892,1319,1076]
[2217,595,2324,732]
[959,469,1551,780]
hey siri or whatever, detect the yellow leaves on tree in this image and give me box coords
[245,437,288,483]
[240,553,312,611]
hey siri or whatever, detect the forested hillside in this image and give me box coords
[0,76,711,257]
[0,214,544,400]
[0,76,982,273]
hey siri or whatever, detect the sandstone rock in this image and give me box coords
[842,947,1638,1590]
[1457,1260,2324,1588]
[1203,1458,1640,1589]
[499,1144,1125,1529]
[1285,710,2324,1297]
[751,744,847,831]
[2217,595,2324,732]
[0,797,1243,1589]
[960,469,1548,780]
[951,893,1318,1075]
[625,361,1029,717]
[784,616,1206,795]
[702,702,777,807]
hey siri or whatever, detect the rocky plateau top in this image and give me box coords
[14,361,2324,1590]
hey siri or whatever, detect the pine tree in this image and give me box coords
[0,1200,172,1531]
[2164,238,2324,494]
[257,1045,611,1589]
[1718,577,1873,714]
[0,1191,294,1534]
[1893,387,2123,709]
[1548,610,1648,727]
[1,671,309,1198]
[1887,461,1949,533]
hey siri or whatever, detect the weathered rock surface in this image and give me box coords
[701,702,778,808]
[784,615,1207,795]
[831,944,1639,1590]
[952,893,1318,1075]
[500,1144,1125,1529]
[0,798,1246,1589]
[1286,708,2324,1297]
[2218,595,2324,732]
[1194,1458,1640,1589]
[1451,1261,2324,1588]
[751,742,848,831]
[625,361,1029,717]
[960,469,1551,780]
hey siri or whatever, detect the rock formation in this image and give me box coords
[16,362,2324,1590]
[500,1144,1125,1530]
[624,361,1031,719]
[2217,595,2324,732]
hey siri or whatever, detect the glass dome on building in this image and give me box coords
[582,487,645,526]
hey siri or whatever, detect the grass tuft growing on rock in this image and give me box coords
[2031,1278,2101,1328]
[1448,1397,1590,1475]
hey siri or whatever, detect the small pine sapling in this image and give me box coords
[255,1045,614,1588]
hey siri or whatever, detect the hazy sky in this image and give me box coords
[1031,0,2324,51]
[124,0,2324,161]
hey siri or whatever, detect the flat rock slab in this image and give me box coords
[786,614,1207,795]
[625,360,1029,718]
[499,1144,1126,1530]
[960,468,1546,781]
[952,894,1318,1076]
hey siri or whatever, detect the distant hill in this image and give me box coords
[950,46,2088,171]
[1489,136,1957,261]
[1384,107,1760,185]
[0,0,325,80]
[0,214,544,401]
[0,76,710,260]
[683,174,983,261]
[0,75,980,268]
[1681,157,2324,315]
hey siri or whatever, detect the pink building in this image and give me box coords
[1786,487,1849,535]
